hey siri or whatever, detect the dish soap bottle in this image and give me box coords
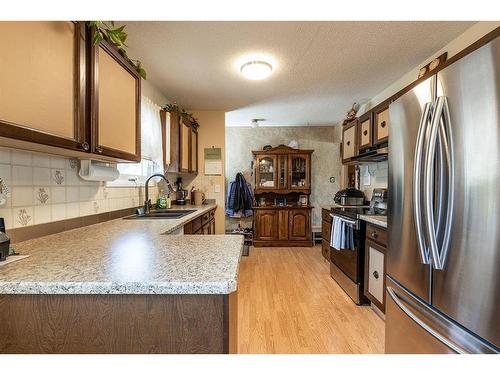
[166,193,172,209]
[157,189,167,209]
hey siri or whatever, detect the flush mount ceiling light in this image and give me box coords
[251,119,265,128]
[240,61,273,80]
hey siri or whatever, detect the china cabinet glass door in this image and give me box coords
[257,155,277,189]
[278,155,287,189]
[288,154,310,190]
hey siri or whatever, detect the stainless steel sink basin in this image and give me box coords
[124,209,197,220]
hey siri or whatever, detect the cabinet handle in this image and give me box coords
[363,130,368,136]
[346,141,351,146]
[380,121,387,128]
[373,271,379,279]
[81,142,90,151]
[371,231,378,238]
[96,146,103,153]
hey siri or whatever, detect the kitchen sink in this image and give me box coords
[124,209,197,220]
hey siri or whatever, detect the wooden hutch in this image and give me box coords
[252,146,314,247]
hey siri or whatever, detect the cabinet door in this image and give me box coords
[160,109,171,172]
[278,210,289,240]
[358,114,373,151]
[342,121,357,162]
[180,120,190,173]
[0,22,88,152]
[255,210,278,241]
[256,155,277,189]
[364,239,386,312]
[190,128,198,174]
[91,39,141,161]
[288,209,311,241]
[288,154,310,191]
[374,107,389,144]
[278,155,288,189]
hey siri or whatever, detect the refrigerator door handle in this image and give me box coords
[387,286,465,353]
[425,96,454,270]
[413,102,432,265]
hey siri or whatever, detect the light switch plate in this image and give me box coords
[214,184,221,193]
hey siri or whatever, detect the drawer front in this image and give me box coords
[321,208,332,223]
[201,212,210,225]
[192,216,202,232]
[209,209,215,219]
[359,119,372,149]
[322,220,331,241]
[366,223,387,247]
[375,108,389,143]
[342,124,357,160]
[321,239,331,261]
[368,245,385,304]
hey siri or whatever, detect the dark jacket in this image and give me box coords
[225,173,253,217]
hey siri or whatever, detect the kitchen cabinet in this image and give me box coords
[255,155,278,190]
[254,207,312,247]
[183,208,216,235]
[0,21,87,153]
[254,209,279,241]
[342,120,358,162]
[288,154,311,191]
[321,208,332,261]
[190,127,198,174]
[161,110,198,175]
[90,38,141,162]
[357,112,373,151]
[364,223,387,313]
[374,106,389,145]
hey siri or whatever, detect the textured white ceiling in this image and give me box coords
[123,21,474,126]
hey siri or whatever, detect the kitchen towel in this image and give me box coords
[330,216,355,251]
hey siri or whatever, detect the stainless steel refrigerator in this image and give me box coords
[386,35,500,353]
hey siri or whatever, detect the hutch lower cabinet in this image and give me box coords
[252,146,314,247]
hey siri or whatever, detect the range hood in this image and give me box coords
[351,146,388,163]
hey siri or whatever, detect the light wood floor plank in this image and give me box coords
[237,245,385,354]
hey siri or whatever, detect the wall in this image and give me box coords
[0,147,159,230]
[358,161,388,201]
[225,126,341,230]
[182,111,226,234]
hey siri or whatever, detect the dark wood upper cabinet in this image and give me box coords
[357,112,373,152]
[90,36,141,162]
[288,154,311,191]
[160,110,198,175]
[0,21,88,152]
[190,127,198,174]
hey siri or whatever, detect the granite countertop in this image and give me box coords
[359,215,387,228]
[0,204,244,295]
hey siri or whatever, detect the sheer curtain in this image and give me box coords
[140,96,163,174]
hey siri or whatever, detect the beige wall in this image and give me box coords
[184,111,226,234]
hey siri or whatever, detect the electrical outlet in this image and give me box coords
[214,184,221,193]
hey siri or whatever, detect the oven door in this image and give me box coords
[329,215,364,282]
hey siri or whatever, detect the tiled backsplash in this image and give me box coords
[0,147,157,230]
[359,161,388,200]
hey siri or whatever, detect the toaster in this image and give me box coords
[0,218,10,261]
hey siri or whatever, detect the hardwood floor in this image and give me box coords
[237,245,385,354]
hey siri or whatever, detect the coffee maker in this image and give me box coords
[175,177,188,205]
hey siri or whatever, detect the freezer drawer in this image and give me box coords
[385,276,498,354]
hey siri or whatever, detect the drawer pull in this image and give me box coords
[380,121,387,128]
[346,141,351,146]
[363,130,368,136]
[371,231,378,238]
[373,270,379,279]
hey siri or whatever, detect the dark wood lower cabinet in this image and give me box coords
[254,207,312,247]
[321,208,332,261]
[184,209,216,235]
[0,292,237,354]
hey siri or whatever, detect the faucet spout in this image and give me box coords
[144,173,172,214]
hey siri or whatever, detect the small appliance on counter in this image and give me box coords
[175,177,188,205]
[0,218,10,262]
[334,188,366,206]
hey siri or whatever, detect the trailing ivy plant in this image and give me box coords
[163,103,200,129]
[88,21,147,79]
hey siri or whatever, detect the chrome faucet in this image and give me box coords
[144,173,174,214]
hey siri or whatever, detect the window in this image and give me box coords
[107,96,163,187]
